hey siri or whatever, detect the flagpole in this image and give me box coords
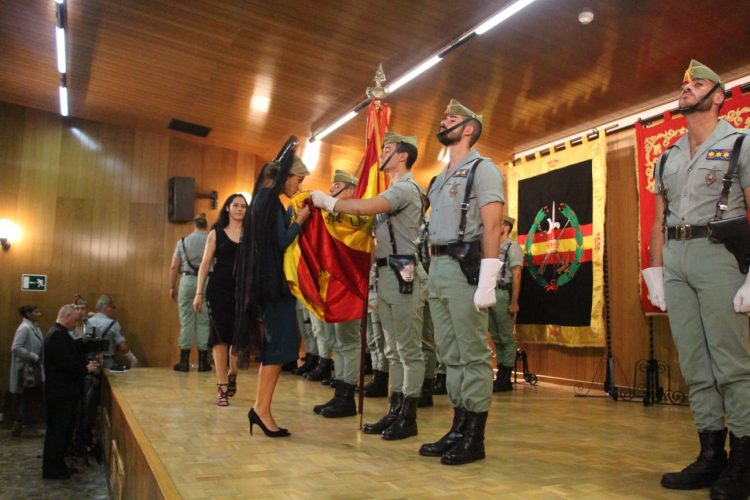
[357,65,388,429]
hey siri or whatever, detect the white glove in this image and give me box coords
[733,273,750,313]
[642,267,667,311]
[124,351,138,368]
[473,258,502,311]
[310,190,338,212]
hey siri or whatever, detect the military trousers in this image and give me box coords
[295,302,317,356]
[328,319,361,385]
[664,238,750,436]
[422,300,437,379]
[428,256,493,412]
[367,308,388,372]
[309,315,331,359]
[377,264,426,397]
[488,288,517,368]
[177,275,209,350]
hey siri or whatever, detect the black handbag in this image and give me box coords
[21,362,39,389]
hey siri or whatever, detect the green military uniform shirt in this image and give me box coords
[498,239,523,286]
[375,172,423,259]
[428,151,504,244]
[654,120,750,225]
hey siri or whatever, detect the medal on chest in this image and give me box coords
[705,171,717,186]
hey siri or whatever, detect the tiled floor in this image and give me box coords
[0,424,108,499]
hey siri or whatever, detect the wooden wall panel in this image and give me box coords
[0,101,263,401]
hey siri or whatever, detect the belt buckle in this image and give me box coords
[677,224,691,240]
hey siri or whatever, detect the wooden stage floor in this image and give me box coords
[107,367,705,499]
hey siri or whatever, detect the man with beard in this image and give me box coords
[418,99,503,465]
[645,60,750,498]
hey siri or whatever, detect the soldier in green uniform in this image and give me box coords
[169,213,211,372]
[310,169,363,418]
[312,133,427,440]
[645,60,750,498]
[488,216,522,392]
[418,99,503,465]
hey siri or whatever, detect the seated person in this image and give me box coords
[85,295,137,369]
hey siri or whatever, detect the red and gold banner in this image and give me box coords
[635,86,750,315]
[285,100,390,322]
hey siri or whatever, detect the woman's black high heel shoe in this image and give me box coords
[248,408,290,438]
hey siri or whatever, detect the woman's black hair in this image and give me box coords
[18,304,38,319]
[233,137,298,362]
[211,193,247,231]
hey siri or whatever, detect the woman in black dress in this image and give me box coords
[193,193,247,406]
[236,155,310,436]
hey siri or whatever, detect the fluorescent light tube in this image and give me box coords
[475,0,535,35]
[313,111,357,141]
[56,27,66,73]
[386,56,442,94]
[59,86,68,116]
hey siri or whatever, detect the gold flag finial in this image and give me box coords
[366,64,386,99]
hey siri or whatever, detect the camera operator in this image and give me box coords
[43,304,100,480]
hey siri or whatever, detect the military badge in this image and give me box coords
[706,149,731,161]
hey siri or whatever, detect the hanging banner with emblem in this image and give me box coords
[635,85,750,315]
[507,135,606,347]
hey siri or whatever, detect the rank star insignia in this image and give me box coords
[706,149,731,160]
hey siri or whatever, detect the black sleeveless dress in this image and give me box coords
[206,228,238,347]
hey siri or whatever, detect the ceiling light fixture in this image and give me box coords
[309,0,536,143]
[578,9,594,25]
[513,74,750,160]
[475,0,536,35]
[55,0,69,117]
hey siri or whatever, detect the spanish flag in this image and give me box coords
[285,99,391,322]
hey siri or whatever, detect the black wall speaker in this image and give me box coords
[168,176,196,222]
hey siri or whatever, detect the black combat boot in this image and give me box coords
[363,392,402,434]
[433,373,447,395]
[363,370,389,398]
[304,357,332,382]
[661,428,728,489]
[441,410,488,465]
[313,391,338,415]
[320,383,357,418]
[173,350,190,372]
[419,407,466,457]
[710,432,750,500]
[493,365,513,392]
[383,395,419,440]
[293,353,318,375]
[418,378,434,408]
[197,350,211,372]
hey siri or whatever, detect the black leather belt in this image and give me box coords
[181,271,197,276]
[376,258,388,267]
[498,283,512,291]
[666,225,709,240]
[429,245,451,257]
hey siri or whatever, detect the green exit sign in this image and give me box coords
[21,274,47,292]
